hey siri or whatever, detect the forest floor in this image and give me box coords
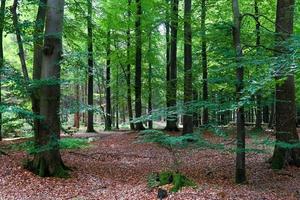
[0,129,300,200]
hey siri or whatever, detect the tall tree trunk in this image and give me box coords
[115,64,119,130]
[271,0,300,169]
[32,0,47,141]
[86,0,95,132]
[183,0,193,134]
[134,0,145,130]
[126,0,134,130]
[29,0,68,177]
[148,33,153,129]
[165,0,170,112]
[201,0,209,126]
[0,0,5,141]
[165,0,179,131]
[254,0,262,130]
[232,0,246,184]
[105,30,112,131]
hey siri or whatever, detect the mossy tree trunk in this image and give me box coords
[271,0,300,170]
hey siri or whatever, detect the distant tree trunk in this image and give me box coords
[232,0,246,184]
[254,0,262,130]
[182,0,193,134]
[32,0,47,140]
[165,0,179,131]
[134,0,145,130]
[201,0,209,126]
[29,0,68,177]
[147,33,153,129]
[126,0,134,130]
[74,84,80,128]
[193,90,199,127]
[115,65,119,130]
[263,105,269,123]
[105,30,112,131]
[0,0,5,141]
[86,0,95,132]
[271,0,300,170]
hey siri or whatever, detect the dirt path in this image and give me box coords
[0,131,299,200]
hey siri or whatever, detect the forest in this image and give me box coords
[0,0,299,199]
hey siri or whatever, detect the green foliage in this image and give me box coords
[147,171,196,192]
[9,138,90,154]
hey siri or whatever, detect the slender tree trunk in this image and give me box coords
[11,0,29,81]
[116,65,119,130]
[0,0,5,141]
[183,0,193,134]
[147,33,153,129]
[134,0,145,130]
[29,0,68,177]
[271,0,300,169]
[165,0,179,131]
[201,0,209,126]
[126,0,134,130]
[74,84,80,128]
[232,0,246,184]
[105,30,112,131]
[254,0,262,130]
[86,0,95,132]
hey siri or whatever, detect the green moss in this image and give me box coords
[147,171,196,192]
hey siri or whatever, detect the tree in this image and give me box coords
[86,0,95,132]
[271,0,300,170]
[201,0,208,126]
[165,0,179,131]
[232,0,246,184]
[182,0,193,134]
[254,0,262,130]
[105,30,112,131]
[0,0,5,141]
[32,0,47,139]
[134,0,145,130]
[29,0,68,177]
[147,32,153,129]
[126,0,134,130]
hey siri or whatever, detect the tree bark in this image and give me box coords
[32,0,47,141]
[271,0,300,170]
[86,0,95,132]
[105,30,112,131]
[0,0,5,141]
[201,0,209,126]
[182,0,193,134]
[134,0,145,130]
[147,33,153,129]
[254,0,262,130]
[232,0,246,184]
[29,0,68,177]
[126,0,134,130]
[165,0,179,131]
